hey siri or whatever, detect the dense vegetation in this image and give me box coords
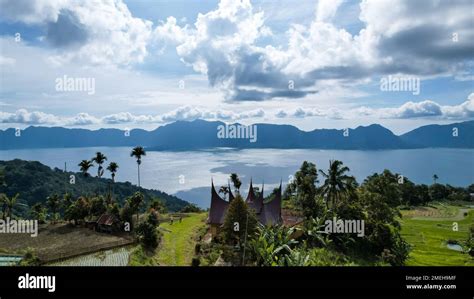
[0,159,189,217]
[196,163,473,266]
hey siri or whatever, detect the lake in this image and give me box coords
[1,147,473,208]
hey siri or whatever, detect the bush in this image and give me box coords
[20,248,41,266]
[191,257,200,266]
[136,212,161,250]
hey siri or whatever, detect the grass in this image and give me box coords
[129,212,207,266]
[400,203,474,266]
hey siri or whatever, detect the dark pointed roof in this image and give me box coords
[208,180,229,225]
[209,179,282,227]
[260,182,283,225]
[246,179,263,214]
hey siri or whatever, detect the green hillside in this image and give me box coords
[0,159,189,215]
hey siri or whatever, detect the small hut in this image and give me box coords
[96,214,120,233]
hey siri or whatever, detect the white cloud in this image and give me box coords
[153,0,473,102]
[0,55,16,66]
[0,0,153,66]
[65,113,99,126]
[102,112,157,124]
[316,0,344,22]
[0,109,59,124]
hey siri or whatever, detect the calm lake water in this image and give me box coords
[1,147,473,208]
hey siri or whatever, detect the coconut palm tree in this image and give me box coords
[230,173,242,194]
[107,162,119,183]
[319,160,355,209]
[78,160,94,177]
[4,193,19,219]
[131,146,146,187]
[46,194,61,223]
[433,174,439,184]
[92,152,107,178]
[219,186,229,200]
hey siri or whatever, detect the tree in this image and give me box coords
[127,191,144,225]
[46,194,61,223]
[120,202,134,229]
[286,161,319,219]
[30,203,47,224]
[433,174,439,184]
[429,183,449,201]
[149,198,167,214]
[78,160,94,177]
[180,204,201,213]
[319,160,356,209]
[362,170,401,207]
[89,196,107,216]
[130,146,146,187]
[92,152,107,178]
[63,193,72,210]
[218,186,229,200]
[107,162,119,182]
[222,195,258,247]
[64,197,89,225]
[4,193,19,219]
[136,212,161,250]
[230,173,242,194]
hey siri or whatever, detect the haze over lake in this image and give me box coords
[1,147,473,208]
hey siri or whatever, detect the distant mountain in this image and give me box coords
[1,119,473,150]
[0,159,190,214]
[400,120,474,148]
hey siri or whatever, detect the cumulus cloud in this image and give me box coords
[65,113,99,126]
[102,112,157,124]
[0,109,59,124]
[316,0,344,22]
[363,94,474,119]
[0,0,153,66]
[154,0,473,102]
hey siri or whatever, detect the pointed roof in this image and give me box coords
[208,180,229,225]
[246,179,263,214]
[260,182,283,226]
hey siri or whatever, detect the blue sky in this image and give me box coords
[0,0,473,134]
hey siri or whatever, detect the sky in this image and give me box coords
[0,0,473,134]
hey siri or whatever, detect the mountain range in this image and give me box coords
[1,119,473,150]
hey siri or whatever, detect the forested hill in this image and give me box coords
[0,159,189,215]
[1,119,473,150]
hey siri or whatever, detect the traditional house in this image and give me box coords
[208,179,283,236]
[96,213,120,233]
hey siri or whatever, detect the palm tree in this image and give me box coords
[92,152,107,178]
[107,162,119,182]
[78,160,94,177]
[230,173,242,194]
[4,193,19,219]
[47,194,61,224]
[127,192,144,224]
[433,174,439,184]
[131,146,146,187]
[319,160,355,209]
[219,186,229,200]
[106,162,119,204]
